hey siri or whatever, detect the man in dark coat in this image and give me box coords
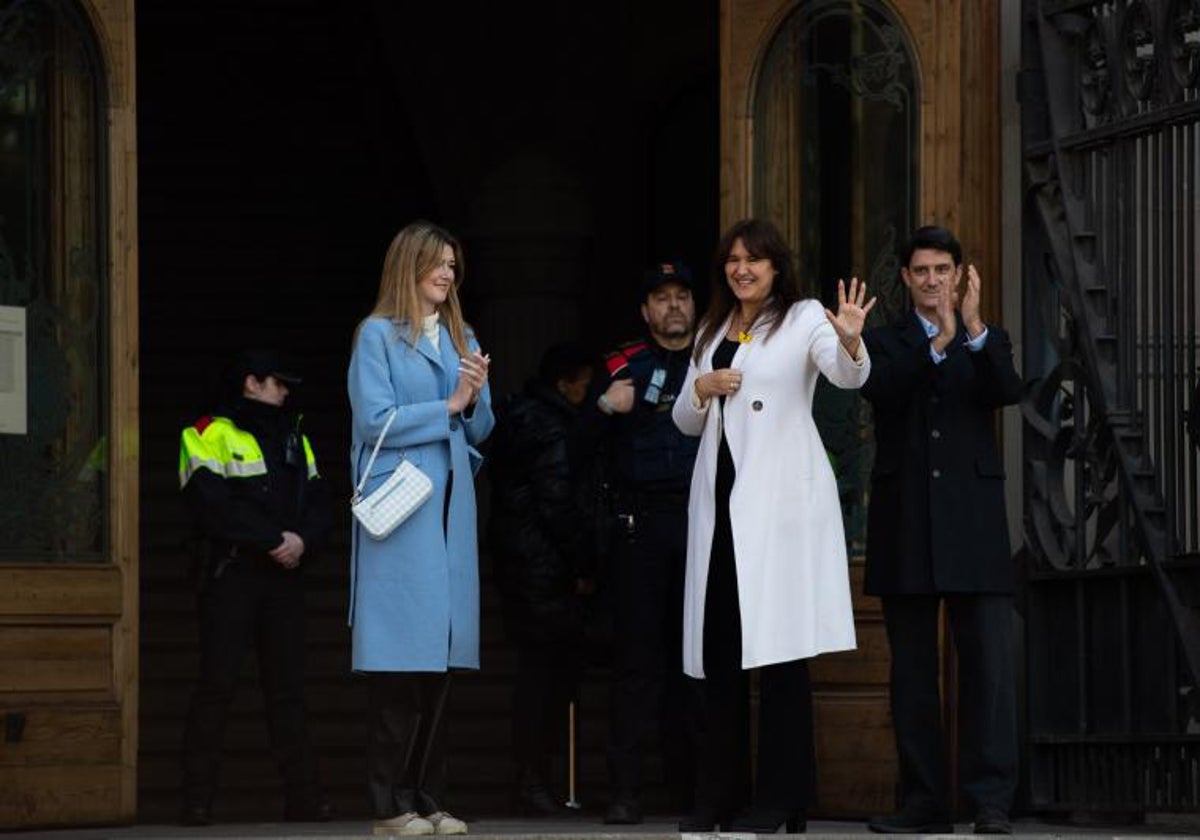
[489,342,597,815]
[861,227,1023,835]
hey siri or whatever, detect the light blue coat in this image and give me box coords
[347,316,494,672]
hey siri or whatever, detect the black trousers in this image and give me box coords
[881,593,1018,816]
[691,661,816,815]
[607,493,692,804]
[366,672,453,818]
[512,639,579,788]
[181,558,318,810]
[692,434,815,816]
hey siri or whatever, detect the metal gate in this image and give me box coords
[1021,0,1200,814]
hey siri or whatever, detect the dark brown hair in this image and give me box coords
[694,218,800,362]
[901,225,962,267]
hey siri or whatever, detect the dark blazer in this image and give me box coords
[861,313,1022,595]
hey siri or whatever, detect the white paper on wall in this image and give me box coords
[0,305,28,435]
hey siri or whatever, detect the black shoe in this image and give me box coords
[727,808,806,834]
[604,799,643,825]
[179,804,212,827]
[284,798,334,822]
[868,807,953,834]
[512,784,570,816]
[973,809,1012,835]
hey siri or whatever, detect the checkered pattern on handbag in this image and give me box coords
[351,408,434,540]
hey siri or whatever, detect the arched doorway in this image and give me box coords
[0,0,138,828]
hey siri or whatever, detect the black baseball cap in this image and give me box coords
[641,260,694,297]
[229,349,303,386]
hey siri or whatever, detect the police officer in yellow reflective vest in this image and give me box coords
[177,349,332,826]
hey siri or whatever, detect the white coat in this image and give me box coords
[672,299,870,678]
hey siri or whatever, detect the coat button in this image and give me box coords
[932,468,941,478]
[930,395,940,404]
[751,400,763,411]
[931,429,941,439]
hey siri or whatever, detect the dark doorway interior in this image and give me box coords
[136,0,718,822]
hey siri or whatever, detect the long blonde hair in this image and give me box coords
[370,220,471,356]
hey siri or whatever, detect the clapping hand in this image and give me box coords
[961,264,985,339]
[824,277,877,356]
[930,264,986,355]
[929,274,958,355]
[450,351,490,414]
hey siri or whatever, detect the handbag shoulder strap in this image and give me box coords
[354,408,398,495]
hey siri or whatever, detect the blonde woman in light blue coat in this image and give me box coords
[348,221,493,837]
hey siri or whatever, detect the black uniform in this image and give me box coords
[585,337,699,811]
[178,396,332,821]
[489,379,595,808]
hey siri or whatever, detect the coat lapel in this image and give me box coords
[899,311,929,348]
[437,325,461,388]
[415,332,445,372]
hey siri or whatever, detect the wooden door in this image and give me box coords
[720,0,1002,817]
[0,0,138,828]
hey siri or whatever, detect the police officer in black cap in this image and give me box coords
[586,262,700,824]
[177,349,333,825]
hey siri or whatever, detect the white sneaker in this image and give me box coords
[373,812,435,836]
[426,811,468,835]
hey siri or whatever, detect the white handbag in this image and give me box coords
[351,409,433,540]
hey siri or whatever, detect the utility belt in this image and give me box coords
[195,540,273,586]
[606,485,687,542]
[210,540,272,559]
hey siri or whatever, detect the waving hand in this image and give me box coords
[824,277,877,357]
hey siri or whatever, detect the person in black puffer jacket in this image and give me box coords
[489,342,597,816]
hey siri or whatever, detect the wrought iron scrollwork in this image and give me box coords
[1169,0,1200,87]
[805,19,911,111]
[1023,359,1123,571]
[1023,0,1200,815]
[866,226,906,327]
[1123,0,1158,100]
[1082,20,1113,116]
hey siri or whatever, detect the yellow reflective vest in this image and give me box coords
[179,414,317,488]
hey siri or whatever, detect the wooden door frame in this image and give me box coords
[100,0,140,819]
[0,0,137,827]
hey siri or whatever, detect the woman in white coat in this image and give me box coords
[673,219,874,833]
[348,221,493,836]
